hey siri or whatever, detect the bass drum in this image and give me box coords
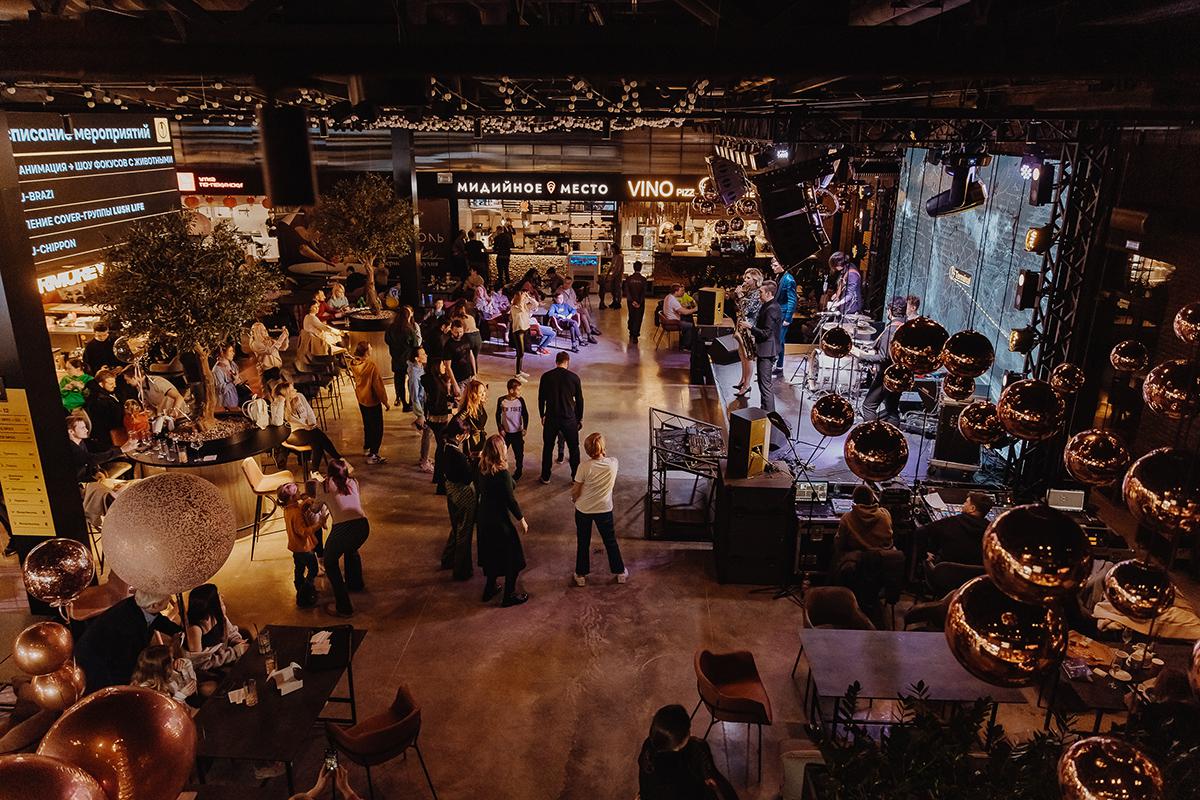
[811,351,861,394]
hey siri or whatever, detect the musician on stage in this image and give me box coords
[906,294,921,321]
[770,259,797,377]
[826,252,863,317]
[732,268,764,399]
[740,280,782,413]
[853,296,907,424]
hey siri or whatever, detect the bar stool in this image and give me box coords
[280,439,314,481]
[240,457,296,561]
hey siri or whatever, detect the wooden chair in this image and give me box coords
[240,457,296,560]
[653,303,681,350]
[326,685,437,799]
[691,649,773,783]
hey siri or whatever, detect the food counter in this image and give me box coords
[650,251,775,292]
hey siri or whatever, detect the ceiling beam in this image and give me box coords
[671,0,719,26]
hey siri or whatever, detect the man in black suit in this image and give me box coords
[741,280,782,413]
[538,351,584,483]
[74,590,182,693]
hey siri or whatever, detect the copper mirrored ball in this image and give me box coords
[1142,359,1200,420]
[982,504,1093,604]
[820,326,853,359]
[996,379,1065,442]
[1103,559,1175,622]
[0,754,108,800]
[1049,363,1085,395]
[882,364,914,394]
[940,330,994,379]
[21,538,94,608]
[945,576,1068,688]
[1122,447,1200,537]
[30,663,85,711]
[13,622,73,676]
[810,394,855,438]
[1058,737,1164,800]
[1110,339,1150,373]
[889,316,949,374]
[1174,300,1200,345]
[843,421,909,482]
[957,401,1004,445]
[942,374,976,401]
[1063,429,1131,486]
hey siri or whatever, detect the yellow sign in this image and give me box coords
[0,388,55,536]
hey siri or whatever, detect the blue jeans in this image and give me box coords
[574,510,625,576]
[533,328,554,349]
[407,361,425,419]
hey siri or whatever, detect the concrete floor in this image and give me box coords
[3,303,1189,799]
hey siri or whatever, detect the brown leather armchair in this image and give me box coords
[326,685,437,799]
[692,649,773,782]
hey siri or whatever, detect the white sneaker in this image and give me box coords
[572,573,587,587]
[615,569,629,584]
[310,471,325,482]
[419,459,435,474]
[515,374,528,383]
[518,371,530,379]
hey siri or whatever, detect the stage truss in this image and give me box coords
[645,407,726,540]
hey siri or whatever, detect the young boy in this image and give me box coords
[496,378,530,481]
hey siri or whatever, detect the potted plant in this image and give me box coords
[88,212,279,435]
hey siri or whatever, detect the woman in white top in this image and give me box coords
[277,379,341,476]
[296,301,346,372]
[248,322,290,386]
[571,432,627,586]
[311,459,368,616]
[509,289,537,379]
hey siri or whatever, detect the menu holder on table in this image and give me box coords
[305,626,351,672]
[270,662,305,696]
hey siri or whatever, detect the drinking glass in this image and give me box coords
[265,651,277,677]
[244,679,258,707]
[258,629,271,654]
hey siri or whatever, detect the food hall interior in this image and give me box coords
[3,4,1200,800]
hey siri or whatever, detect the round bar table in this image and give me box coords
[127,423,291,531]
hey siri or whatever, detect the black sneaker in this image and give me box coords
[501,592,530,607]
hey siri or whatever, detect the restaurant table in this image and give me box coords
[181,785,276,800]
[800,629,1026,740]
[128,423,291,530]
[1041,641,1192,732]
[194,624,365,796]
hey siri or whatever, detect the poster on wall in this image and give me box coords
[0,387,54,537]
[418,197,452,274]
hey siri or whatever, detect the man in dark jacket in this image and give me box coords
[624,261,648,342]
[921,492,994,566]
[855,296,908,424]
[742,280,782,413]
[74,590,182,693]
[538,352,584,483]
[493,224,514,289]
[82,322,119,375]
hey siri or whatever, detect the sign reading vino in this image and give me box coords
[6,113,180,278]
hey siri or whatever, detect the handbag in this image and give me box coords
[242,397,269,429]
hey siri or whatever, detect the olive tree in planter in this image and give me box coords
[89,212,279,432]
[312,172,416,318]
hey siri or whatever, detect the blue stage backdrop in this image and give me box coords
[886,148,1051,400]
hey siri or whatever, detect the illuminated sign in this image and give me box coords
[453,176,615,198]
[176,169,261,194]
[625,178,700,200]
[36,262,105,294]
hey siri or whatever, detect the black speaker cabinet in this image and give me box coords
[696,287,726,326]
[708,334,741,366]
[727,407,770,479]
[930,400,980,472]
[258,105,317,206]
[714,462,796,584]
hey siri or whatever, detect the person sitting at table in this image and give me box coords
[563,284,600,341]
[277,379,341,478]
[74,589,182,693]
[464,264,486,296]
[59,357,93,412]
[121,365,187,418]
[637,703,737,800]
[131,643,199,707]
[184,583,249,674]
[296,301,347,373]
[212,344,249,412]
[835,485,894,557]
[289,765,365,800]
[67,414,128,483]
[920,491,993,567]
[548,291,585,350]
[82,321,120,375]
[663,283,697,349]
[279,481,325,608]
[85,367,128,450]
[325,282,351,319]
[248,321,290,386]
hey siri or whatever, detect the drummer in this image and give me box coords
[906,294,921,321]
[853,296,907,424]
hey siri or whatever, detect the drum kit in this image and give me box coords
[803,311,877,395]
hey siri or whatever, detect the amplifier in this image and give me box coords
[930,400,980,472]
[715,462,796,584]
[696,287,726,326]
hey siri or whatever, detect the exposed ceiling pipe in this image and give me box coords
[850,0,973,26]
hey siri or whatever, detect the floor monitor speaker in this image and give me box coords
[727,407,770,479]
[930,400,981,472]
[709,334,740,366]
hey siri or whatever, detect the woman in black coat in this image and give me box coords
[475,433,528,607]
[638,704,738,800]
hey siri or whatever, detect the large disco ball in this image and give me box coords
[942,374,975,402]
[945,576,1068,688]
[1174,301,1200,345]
[957,401,1004,445]
[843,421,909,482]
[1110,339,1149,373]
[1142,359,1200,420]
[1058,737,1163,800]
[1063,429,1131,486]
[889,317,949,374]
[102,473,236,597]
[38,686,197,800]
[982,504,1093,605]
[820,326,853,359]
[940,330,994,379]
[1049,363,1085,395]
[1103,559,1175,622]
[810,394,855,438]
[882,365,914,394]
[13,621,73,676]
[0,754,107,800]
[22,539,94,609]
[1122,447,1200,537]
[30,663,85,712]
[996,379,1064,441]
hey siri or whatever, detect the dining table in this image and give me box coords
[193,624,365,796]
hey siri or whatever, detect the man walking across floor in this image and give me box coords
[539,351,584,483]
[741,279,782,413]
[770,259,797,377]
[624,260,648,342]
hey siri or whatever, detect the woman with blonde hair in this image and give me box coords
[571,432,627,586]
[476,433,529,607]
[131,643,198,705]
[733,267,764,398]
[248,321,289,385]
[452,378,489,458]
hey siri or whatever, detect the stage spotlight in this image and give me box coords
[925,151,991,218]
[1014,270,1041,310]
[1024,224,1053,254]
[1002,370,1025,389]
[1008,326,1037,354]
[1029,162,1055,206]
[1019,147,1044,181]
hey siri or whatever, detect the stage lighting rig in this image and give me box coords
[1024,225,1053,254]
[1014,270,1042,310]
[925,149,991,218]
[1008,325,1037,354]
[1019,146,1044,181]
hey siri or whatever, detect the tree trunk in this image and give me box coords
[365,259,382,313]
[195,343,218,431]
